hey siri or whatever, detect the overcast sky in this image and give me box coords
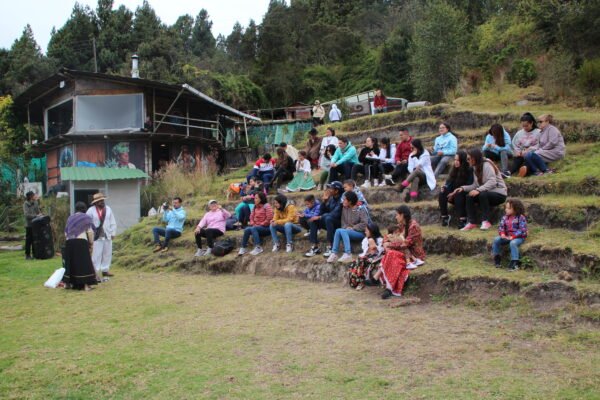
[0,0,271,53]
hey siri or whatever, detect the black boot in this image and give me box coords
[381,289,393,299]
[494,255,502,268]
[457,219,467,230]
[508,260,520,271]
[441,215,451,227]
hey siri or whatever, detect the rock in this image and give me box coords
[557,270,574,282]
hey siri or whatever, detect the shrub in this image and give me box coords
[44,196,69,251]
[508,58,537,88]
[577,58,600,95]
[539,50,575,99]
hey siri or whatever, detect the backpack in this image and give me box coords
[212,238,234,257]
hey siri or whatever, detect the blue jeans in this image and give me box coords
[307,215,340,246]
[332,229,365,254]
[270,223,302,245]
[152,227,181,247]
[241,225,271,247]
[524,152,548,174]
[492,237,525,261]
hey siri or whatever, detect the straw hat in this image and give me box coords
[91,192,108,204]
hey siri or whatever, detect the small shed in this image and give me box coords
[60,167,148,234]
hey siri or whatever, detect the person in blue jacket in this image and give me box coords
[298,194,321,233]
[152,197,186,253]
[305,181,343,257]
[328,137,358,183]
[430,122,458,178]
[482,123,512,177]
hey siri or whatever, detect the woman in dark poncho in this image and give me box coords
[62,202,97,291]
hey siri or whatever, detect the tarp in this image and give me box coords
[0,156,46,193]
[247,121,313,147]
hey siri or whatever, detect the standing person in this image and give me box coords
[151,197,186,253]
[326,191,369,263]
[285,151,316,192]
[194,200,231,257]
[376,137,396,186]
[511,112,540,176]
[524,114,565,175]
[492,198,528,271]
[351,137,380,188]
[329,103,343,122]
[438,150,473,229]
[238,192,273,256]
[305,128,322,168]
[455,148,507,231]
[328,137,358,183]
[430,123,458,178]
[482,123,512,177]
[23,191,41,260]
[318,144,337,190]
[394,139,436,202]
[386,127,412,185]
[87,193,117,277]
[375,206,425,299]
[305,181,343,257]
[373,89,387,114]
[246,153,276,192]
[312,100,326,125]
[269,194,302,253]
[62,202,97,291]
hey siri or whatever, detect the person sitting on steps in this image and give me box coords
[328,137,359,183]
[305,181,343,257]
[376,137,396,186]
[194,200,231,257]
[482,123,513,178]
[438,150,473,229]
[152,197,186,253]
[385,127,412,185]
[350,137,380,188]
[430,122,458,178]
[246,153,276,193]
[524,114,565,176]
[269,194,302,253]
[326,191,369,263]
[298,194,321,236]
[511,112,540,177]
[492,198,528,271]
[238,192,274,256]
[394,139,436,202]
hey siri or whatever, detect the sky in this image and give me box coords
[0,0,271,53]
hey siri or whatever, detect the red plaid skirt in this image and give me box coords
[380,249,409,296]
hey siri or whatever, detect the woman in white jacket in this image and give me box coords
[395,139,436,202]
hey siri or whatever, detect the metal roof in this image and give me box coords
[60,167,149,181]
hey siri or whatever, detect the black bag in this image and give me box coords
[212,238,234,257]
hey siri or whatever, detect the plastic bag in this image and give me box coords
[44,267,65,288]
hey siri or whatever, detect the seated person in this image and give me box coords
[524,114,565,176]
[350,137,380,188]
[270,194,302,253]
[376,138,396,186]
[231,178,262,229]
[272,148,295,190]
[305,181,343,257]
[387,127,413,185]
[430,123,458,178]
[328,137,358,183]
[285,150,316,192]
[395,139,436,202]
[194,200,231,257]
[238,192,273,256]
[326,191,369,263]
[482,123,512,177]
[152,197,186,253]
[246,153,276,192]
[298,194,321,234]
[373,89,387,114]
[280,142,299,162]
[318,144,336,191]
[511,112,540,176]
[305,128,322,168]
[438,150,473,229]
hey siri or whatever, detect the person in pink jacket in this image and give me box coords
[194,200,231,257]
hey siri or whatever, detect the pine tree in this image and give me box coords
[191,9,216,59]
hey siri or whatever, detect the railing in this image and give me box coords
[153,112,221,141]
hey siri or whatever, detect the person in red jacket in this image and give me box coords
[238,192,274,256]
[373,89,388,114]
[385,127,412,185]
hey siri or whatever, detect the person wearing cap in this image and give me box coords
[328,136,358,183]
[152,197,186,253]
[312,100,325,126]
[23,191,41,260]
[86,193,117,277]
[304,181,343,257]
[194,200,231,257]
[305,128,322,168]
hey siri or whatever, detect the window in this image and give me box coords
[76,94,143,131]
[46,99,73,138]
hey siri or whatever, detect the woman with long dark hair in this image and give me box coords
[318,144,337,190]
[238,192,274,256]
[438,150,473,228]
[394,139,436,202]
[376,137,396,186]
[482,123,512,176]
[272,147,295,190]
[62,202,97,291]
[453,148,507,231]
[511,112,540,176]
[351,137,380,188]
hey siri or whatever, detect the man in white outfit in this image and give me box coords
[86,193,117,278]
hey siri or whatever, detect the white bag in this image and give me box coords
[148,207,157,217]
[44,267,65,288]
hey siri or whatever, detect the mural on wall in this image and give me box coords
[59,146,73,167]
[73,142,145,170]
[175,144,196,172]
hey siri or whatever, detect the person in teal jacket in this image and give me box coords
[430,122,458,178]
[328,137,358,183]
[482,123,512,177]
[152,197,186,253]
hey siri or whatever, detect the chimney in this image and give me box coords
[131,54,139,78]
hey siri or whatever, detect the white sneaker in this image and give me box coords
[323,246,333,257]
[203,248,212,256]
[327,253,339,263]
[238,247,247,256]
[250,246,263,256]
[383,174,392,180]
[272,243,280,252]
[415,258,425,266]
[378,181,386,187]
[305,247,320,257]
[373,179,379,186]
[406,262,418,270]
[338,253,353,263]
[303,232,310,237]
[194,248,205,257]
[361,181,371,189]
[285,243,293,253]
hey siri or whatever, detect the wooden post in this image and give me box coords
[243,117,249,148]
[26,103,32,144]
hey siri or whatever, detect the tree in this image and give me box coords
[172,14,194,53]
[131,0,162,51]
[95,1,134,73]
[225,22,243,63]
[191,9,216,58]
[0,96,33,159]
[410,1,468,102]
[240,20,258,67]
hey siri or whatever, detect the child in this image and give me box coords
[341,179,369,208]
[298,194,321,236]
[350,223,384,290]
[384,225,420,270]
[285,151,316,192]
[492,198,528,271]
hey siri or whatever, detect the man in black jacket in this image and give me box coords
[23,191,41,260]
[304,181,343,257]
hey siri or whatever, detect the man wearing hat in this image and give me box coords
[304,181,343,257]
[193,199,231,257]
[312,100,325,126]
[86,193,117,277]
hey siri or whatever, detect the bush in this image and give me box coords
[539,50,575,99]
[577,58,600,95]
[508,58,537,88]
[44,196,69,251]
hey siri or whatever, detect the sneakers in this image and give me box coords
[385,178,395,186]
[160,246,169,253]
[250,246,264,256]
[381,289,393,299]
[414,258,425,266]
[272,243,280,252]
[305,246,320,257]
[457,219,467,230]
[326,253,339,263]
[338,253,353,263]
[361,181,371,189]
[480,221,492,230]
[508,260,520,271]
[501,171,511,179]
[203,248,212,256]
[238,247,248,256]
[373,179,379,186]
[441,215,451,227]
[322,246,333,257]
[303,232,310,237]
[406,262,418,270]
[494,255,502,268]
[153,244,162,253]
[378,181,386,187]
[460,223,478,231]
[194,248,205,257]
[285,243,293,253]
[544,168,555,175]
[383,174,392,180]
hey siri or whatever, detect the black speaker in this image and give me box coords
[31,215,54,260]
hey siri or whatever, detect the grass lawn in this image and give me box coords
[1,251,599,399]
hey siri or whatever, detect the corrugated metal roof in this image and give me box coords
[60,167,148,181]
